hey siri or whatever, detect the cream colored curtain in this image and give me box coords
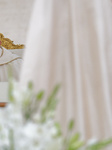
[20,0,112,141]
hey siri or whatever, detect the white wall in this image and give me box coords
[0,0,34,44]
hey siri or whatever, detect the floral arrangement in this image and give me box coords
[0,79,112,150]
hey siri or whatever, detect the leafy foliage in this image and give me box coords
[0,80,112,150]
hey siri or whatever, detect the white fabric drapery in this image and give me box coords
[20,0,112,141]
[0,47,22,81]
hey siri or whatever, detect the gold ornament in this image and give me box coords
[0,33,24,49]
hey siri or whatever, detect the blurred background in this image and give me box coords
[0,0,112,149]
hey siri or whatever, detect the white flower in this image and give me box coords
[87,138,98,146]
[0,80,63,150]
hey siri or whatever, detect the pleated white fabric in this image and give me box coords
[20,0,112,141]
[0,47,23,81]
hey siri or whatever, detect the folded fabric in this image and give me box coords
[0,47,23,81]
[9,49,24,58]
[0,47,21,65]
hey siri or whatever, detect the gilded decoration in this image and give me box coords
[0,33,24,49]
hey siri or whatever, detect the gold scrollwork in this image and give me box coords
[0,33,24,49]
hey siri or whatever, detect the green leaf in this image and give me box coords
[68,133,84,150]
[86,138,112,150]
[69,141,84,150]
[55,122,62,136]
[46,84,60,111]
[47,84,60,102]
[8,79,15,103]
[36,91,44,100]
[28,81,33,89]
[40,84,61,121]
[68,120,75,130]
[69,133,80,144]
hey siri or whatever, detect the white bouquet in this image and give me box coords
[0,79,112,150]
